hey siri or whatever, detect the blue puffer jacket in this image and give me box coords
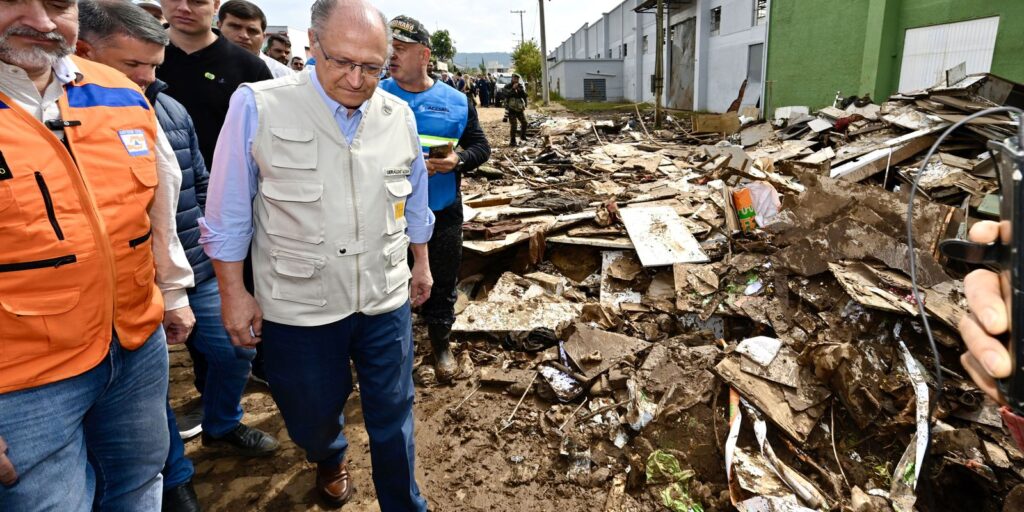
[146,79,214,286]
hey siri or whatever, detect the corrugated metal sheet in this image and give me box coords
[898,16,1000,93]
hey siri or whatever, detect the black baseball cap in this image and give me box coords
[389,15,431,48]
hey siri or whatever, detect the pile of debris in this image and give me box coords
[433,73,1024,511]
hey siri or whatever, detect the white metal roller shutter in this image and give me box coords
[898,16,1000,93]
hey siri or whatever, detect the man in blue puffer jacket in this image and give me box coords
[77,2,280,511]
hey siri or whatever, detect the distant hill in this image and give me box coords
[450,52,512,70]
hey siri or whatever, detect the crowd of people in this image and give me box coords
[0,0,495,510]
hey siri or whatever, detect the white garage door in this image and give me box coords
[898,16,1000,93]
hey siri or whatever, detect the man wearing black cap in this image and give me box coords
[380,15,490,383]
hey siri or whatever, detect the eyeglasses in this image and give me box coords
[315,34,385,79]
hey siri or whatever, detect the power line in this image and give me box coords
[510,10,526,45]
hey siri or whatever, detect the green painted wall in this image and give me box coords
[765,0,870,114]
[766,0,1024,113]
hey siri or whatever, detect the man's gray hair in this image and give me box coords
[79,0,170,47]
[310,0,392,59]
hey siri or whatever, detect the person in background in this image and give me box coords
[454,71,464,92]
[488,73,497,107]
[135,0,165,22]
[505,73,528,147]
[381,15,490,383]
[200,0,435,508]
[440,70,453,88]
[157,0,277,455]
[462,73,475,107]
[290,55,305,71]
[477,73,490,107]
[217,0,292,79]
[265,33,292,66]
[0,0,195,509]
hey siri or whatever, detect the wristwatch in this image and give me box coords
[455,151,465,171]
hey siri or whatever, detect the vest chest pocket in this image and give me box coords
[129,163,159,209]
[0,287,83,362]
[270,250,326,307]
[270,128,318,170]
[384,178,412,235]
[260,180,324,243]
[384,234,411,294]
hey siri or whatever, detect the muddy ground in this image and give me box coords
[174,104,1021,512]
[174,106,638,512]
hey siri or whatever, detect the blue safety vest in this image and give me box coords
[379,78,468,211]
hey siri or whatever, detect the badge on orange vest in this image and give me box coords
[118,129,150,157]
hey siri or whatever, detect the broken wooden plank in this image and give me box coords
[693,112,741,135]
[452,301,583,333]
[739,122,774,147]
[563,323,650,380]
[479,367,536,388]
[620,206,709,267]
[600,251,643,307]
[714,356,827,443]
[830,136,936,182]
[548,234,635,250]
[807,118,833,133]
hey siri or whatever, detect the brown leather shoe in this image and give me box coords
[316,462,353,508]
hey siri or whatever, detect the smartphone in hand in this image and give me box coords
[428,143,453,160]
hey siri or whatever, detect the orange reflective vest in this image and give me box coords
[0,56,163,393]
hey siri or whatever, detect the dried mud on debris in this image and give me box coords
[440,75,1024,512]
[173,83,1024,510]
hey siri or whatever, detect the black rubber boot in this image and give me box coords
[428,324,457,383]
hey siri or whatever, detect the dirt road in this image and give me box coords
[175,104,620,512]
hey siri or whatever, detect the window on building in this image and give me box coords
[623,43,628,57]
[710,7,722,36]
[747,43,764,83]
[643,35,649,54]
[753,0,767,25]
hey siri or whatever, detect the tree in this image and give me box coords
[478,58,487,74]
[511,40,542,92]
[430,30,455,64]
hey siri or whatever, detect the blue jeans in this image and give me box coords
[162,401,193,489]
[262,303,427,512]
[186,278,255,437]
[0,328,170,511]
[162,278,255,489]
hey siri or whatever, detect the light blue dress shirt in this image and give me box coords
[199,68,435,262]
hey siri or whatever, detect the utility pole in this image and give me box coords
[654,0,665,128]
[510,10,526,46]
[539,0,549,106]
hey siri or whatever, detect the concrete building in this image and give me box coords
[765,0,1024,112]
[547,0,768,112]
[486,61,511,75]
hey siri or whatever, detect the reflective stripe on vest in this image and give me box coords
[378,79,468,211]
[0,56,163,393]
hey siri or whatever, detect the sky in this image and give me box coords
[255,0,627,54]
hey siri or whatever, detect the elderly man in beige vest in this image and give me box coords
[198,0,434,509]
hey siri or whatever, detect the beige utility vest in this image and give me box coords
[247,73,419,326]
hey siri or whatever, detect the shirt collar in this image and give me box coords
[309,66,369,119]
[53,56,82,85]
[0,55,82,85]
